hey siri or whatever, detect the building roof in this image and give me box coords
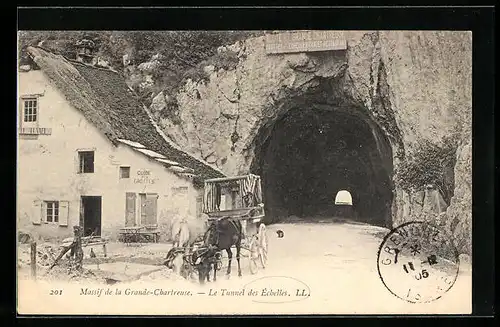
[25,46,225,183]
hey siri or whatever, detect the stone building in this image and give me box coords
[17,45,224,241]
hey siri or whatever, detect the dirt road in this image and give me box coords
[193,221,472,314]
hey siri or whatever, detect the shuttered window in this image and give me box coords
[125,193,137,227]
[58,201,69,226]
[140,193,158,226]
[32,200,69,226]
[32,200,42,225]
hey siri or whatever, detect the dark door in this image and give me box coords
[81,196,102,236]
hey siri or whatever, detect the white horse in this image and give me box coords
[171,215,207,247]
[165,215,208,278]
[171,218,190,248]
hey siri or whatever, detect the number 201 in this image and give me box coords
[49,289,63,295]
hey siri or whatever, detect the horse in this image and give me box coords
[172,218,191,248]
[190,244,220,285]
[164,217,205,278]
[196,217,243,284]
[163,247,185,276]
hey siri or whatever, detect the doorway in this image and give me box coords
[81,196,102,237]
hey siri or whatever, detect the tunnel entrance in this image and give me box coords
[252,105,394,228]
[335,190,353,205]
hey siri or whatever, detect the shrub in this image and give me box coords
[159,97,182,125]
[181,49,240,85]
[395,136,458,204]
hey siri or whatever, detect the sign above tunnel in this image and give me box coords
[265,30,347,55]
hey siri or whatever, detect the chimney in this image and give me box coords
[75,39,96,64]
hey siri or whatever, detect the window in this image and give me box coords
[19,96,52,136]
[33,200,69,226]
[78,151,95,173]
[23,98,38,122]
[45,201,59,223]
[120,166,130,179]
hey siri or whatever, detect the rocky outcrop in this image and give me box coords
[149,31,471,254]
[157,37,350,172]
[444,133,472,255]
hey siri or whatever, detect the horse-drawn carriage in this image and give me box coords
[164,174,269,283]
[203,174,268,274]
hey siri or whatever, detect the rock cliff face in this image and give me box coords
[444,134,472,255]
[148,31,471,254]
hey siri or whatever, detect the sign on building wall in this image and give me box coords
[265,30,347,55]
[171,187,189,198]
[133,169,159,185]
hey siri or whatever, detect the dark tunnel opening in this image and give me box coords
[253,106,394,228]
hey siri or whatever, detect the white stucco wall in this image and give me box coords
[17,69,201,241]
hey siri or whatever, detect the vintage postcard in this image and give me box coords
[17,30,472,315]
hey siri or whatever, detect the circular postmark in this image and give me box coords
[377,221,460,304]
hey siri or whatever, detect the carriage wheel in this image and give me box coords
[248,235,260,275]
[258,223,268,268]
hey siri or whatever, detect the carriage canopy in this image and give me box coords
[203,174,263,214]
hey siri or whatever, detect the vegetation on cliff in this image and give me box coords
[18,30,262,103]
[395,136,458,205]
